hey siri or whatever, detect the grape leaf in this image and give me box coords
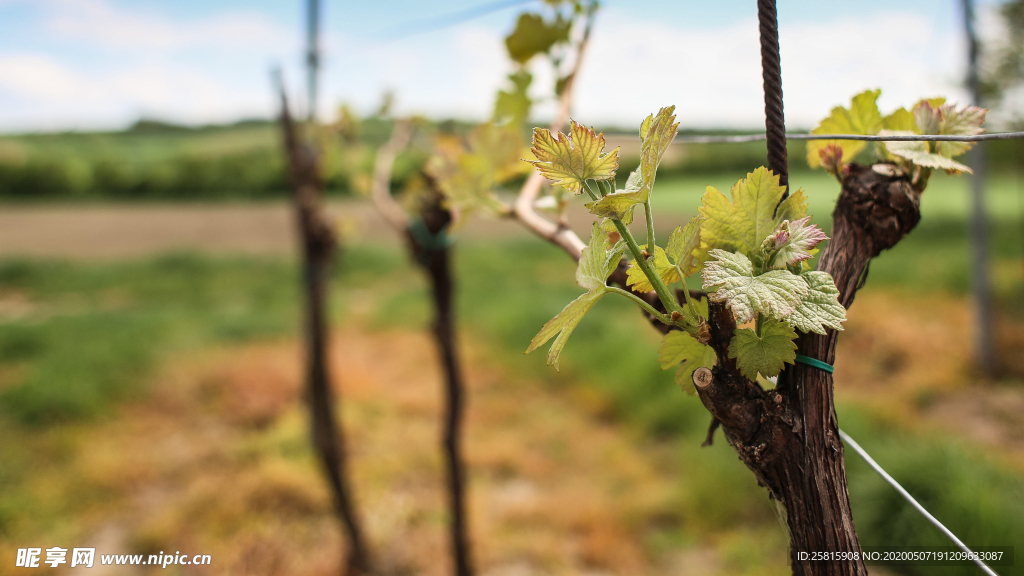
[638,106,679,196]
[585,170,645,220]
[913,99,945,135]
[699,167,807,259]
[586,106,678,219]
[884,100,986,174]
[785,271,846,334]
[659,331,717,394]
[933,103,986,158]
[882,131,973,174]
[626,245,679,293]
[666,215,705,276]
[527,222,624,369]
[429,123,529,219]
[701,249,808,324]
[528,121,620,194]
[910,99,986,158]
[577,223,626,291]
[767,216,828,269]
[882,107,917,132]
[505,12,570,64]
[807,89,882,171]
[728,317,797,380]
[494,70,532,128]
[526,291,603,370]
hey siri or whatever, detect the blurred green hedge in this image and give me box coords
[0,119,1019,200]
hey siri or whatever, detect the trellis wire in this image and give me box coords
[383,0,536,39]
[671,131,1024,144]
[839,429,1001,576]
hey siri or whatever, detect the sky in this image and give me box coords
[0,0,1009,133]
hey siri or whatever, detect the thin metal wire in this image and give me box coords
[838,429,1001,576]
[381,0,537,39]
[671,131,1024,144]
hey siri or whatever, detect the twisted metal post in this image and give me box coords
[757,0,788,192]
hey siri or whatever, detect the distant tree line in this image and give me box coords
[0,118,1019,201]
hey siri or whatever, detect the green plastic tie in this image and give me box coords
[794,353,834,373]
[409,217,455,253]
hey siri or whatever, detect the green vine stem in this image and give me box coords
[585,180,685,324]
[644,200,655,256]
[606,286,673,324]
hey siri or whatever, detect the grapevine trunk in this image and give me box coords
[696,162,921,576]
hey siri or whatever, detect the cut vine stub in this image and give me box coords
[837,162,922,259]
[823,162,922,310]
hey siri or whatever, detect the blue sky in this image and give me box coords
[0,0,1007,132]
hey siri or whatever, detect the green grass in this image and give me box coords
[654,170,1024,223]
[0,255,301,423]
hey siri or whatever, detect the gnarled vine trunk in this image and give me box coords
[277,83,371,576]
[693,162,921,575]
[407,180,473,576]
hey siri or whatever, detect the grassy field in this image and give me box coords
[0,172,1022,574]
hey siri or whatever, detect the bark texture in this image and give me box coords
[692,162,921,575]
[278,91,371,576]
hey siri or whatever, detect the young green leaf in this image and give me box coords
[883,132,973,174]
[883,100,986,175]
[429,123,530,219]
[701,249,808,324]
[666,215,705,276]
[765,216,828,269]
[728,318,798,380]
[785,271,846,334]
[586,106,678,219]
[585,170,645,220]
[526,222,623,369]
[913,98,945,135]
[626,245,679,293]
[526,292,602,370]
[806,89,882,171]
[577,224,626,291]
[934,102,986,158]
[494,70,533,128]
[638,106,679,196]
[505,12,571,64]
[659,331,717,394]
[528,121,620,194]
[882,107,918,133]
[699,167,807,259]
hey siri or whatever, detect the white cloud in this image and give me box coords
[39,0,296,51]
[0,54,88,101]
[322,25,508,121]
[0,52,274,131]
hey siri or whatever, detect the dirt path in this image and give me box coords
[0,200,694,260]
[0,201,546,260]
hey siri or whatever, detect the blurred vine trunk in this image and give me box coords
[406,176,473,576]
[276,79,371,576]
[695,162,923,576]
